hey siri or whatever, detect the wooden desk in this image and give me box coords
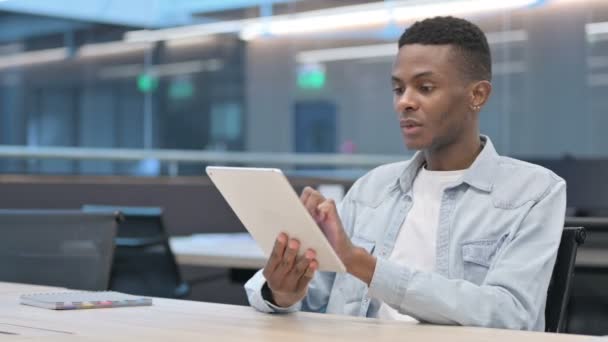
[0,282,592,341]
[170,233,266,269]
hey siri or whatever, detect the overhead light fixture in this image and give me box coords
[297,44,396,64]
[165,36,216,49]
[125,20,253,43]
[0,41,152,70]
[0,48,67,70]
[392,0,538,23]
[124,0,540,42]
[296,30,528,64]
[76,41,152,58]
[587,22,608,35]
[240,8,391,40]
[241,0,538,40]
[586,22,608,43]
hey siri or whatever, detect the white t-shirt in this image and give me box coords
[376,166,466,321]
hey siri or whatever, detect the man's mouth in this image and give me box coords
[399,119,422,128]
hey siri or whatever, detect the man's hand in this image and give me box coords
[262,233,318,308]
[300,186,356,267]
[300,187,377,285]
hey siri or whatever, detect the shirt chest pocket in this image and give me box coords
[461,234,508,285]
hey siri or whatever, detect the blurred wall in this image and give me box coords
[245,2,608,158]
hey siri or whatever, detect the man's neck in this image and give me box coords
[423,135,482,171]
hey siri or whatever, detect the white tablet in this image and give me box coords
[206,166,346,273]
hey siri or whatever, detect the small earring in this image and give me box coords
[472,105,481,111]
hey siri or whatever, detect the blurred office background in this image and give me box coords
[1,0,607,175]
[1,0,608,336]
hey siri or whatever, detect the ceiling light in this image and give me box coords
[295,30,528,64]
[0,48,67,69]
[77,41,151,58]
[241,0,538,40]
[124,0,540,42]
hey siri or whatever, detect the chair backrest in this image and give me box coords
[0,209,119,290]
[545,227,586,333]
[82,205,189,298]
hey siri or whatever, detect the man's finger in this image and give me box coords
[264,233,287,277]
[304,195,320,215]
[283,252,312,291]
[294,249,315,278]
[296,260,318,291]
[300,186,314,203]
[317,199,337,222]
[275,238,299,277]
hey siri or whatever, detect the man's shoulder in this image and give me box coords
[490,156,565,207]
[494,156,564,183]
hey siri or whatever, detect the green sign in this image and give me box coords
[297,63,326,89]
[298,71,326,89]
[137,73,158,93]
[169,80,194,99]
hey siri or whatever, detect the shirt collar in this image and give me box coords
[397,135,499,194]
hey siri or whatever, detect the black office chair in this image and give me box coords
[0,209,120,291]
[563,216,608,336]
[82,205,189,299]
[545,227,586,333]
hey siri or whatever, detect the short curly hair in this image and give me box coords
[399,16,492,81]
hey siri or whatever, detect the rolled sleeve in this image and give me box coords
[244,269,302,313]
[368,257,413,306]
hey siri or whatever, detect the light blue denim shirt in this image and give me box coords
[245,136,567,331]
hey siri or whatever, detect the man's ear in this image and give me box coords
[469,80,492,111]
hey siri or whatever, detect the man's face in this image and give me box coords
[391,44,475,151]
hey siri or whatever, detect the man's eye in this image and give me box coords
[420,85,434,93]
[392,87,404,95]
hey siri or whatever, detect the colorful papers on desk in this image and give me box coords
[20,291,152,310]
